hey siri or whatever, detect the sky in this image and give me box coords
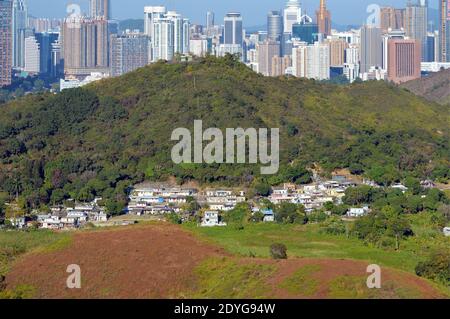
[28,0,438,26]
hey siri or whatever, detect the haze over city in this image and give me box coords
[28,0,438,26]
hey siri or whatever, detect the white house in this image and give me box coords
[347,206,370,218]
[443,227,450,237]
[201,211,226,227]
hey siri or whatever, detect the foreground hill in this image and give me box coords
[402,68,450,105]
[0,56,448,210]
[4,223,446,299]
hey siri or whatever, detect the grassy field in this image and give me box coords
[184,220,448,274]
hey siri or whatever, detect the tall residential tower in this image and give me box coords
[0,0,12,86]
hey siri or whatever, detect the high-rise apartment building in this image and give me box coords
[360,25,383,73]
[405,1,428,61]
[380,7,405,33]
[24,34,39,73]
[439,0,450,61]
[283,0,301,34]
[206,11,214,29]
[61,17,109,77]
[257,40,280,76]
[110,32,150,77]
[292,42,330,80]
[0,0,12,87]
[271,55,292,76]
[387,38,421,83]
[90,0,110,20]
[327,38,348,67]
[144,6,166,38]
[316,0,331,37]
[268,11,283,42]
[12,0,27,69]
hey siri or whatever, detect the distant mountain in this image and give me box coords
[118,19,144,33]
[401,68,450,105]
[0,56,448,209]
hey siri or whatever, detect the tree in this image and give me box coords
[275,202,307,224]
[254,183,272,197]
[223,202,251,230]
[415,252,450,285]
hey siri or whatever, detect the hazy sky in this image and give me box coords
[28,0,438,26]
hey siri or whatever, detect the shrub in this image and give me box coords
[415,252,450,285]
[270,243,287,260]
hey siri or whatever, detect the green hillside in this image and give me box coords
[0,55,448,212]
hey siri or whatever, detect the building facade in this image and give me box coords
[12,0,27,68]
[110,32,150,77]
[90,0,110,20]
[0,0,12,87]
[439,0,450,62]
[387,38,421,83]
[316,0,331,37]
[268,10,283,42]
[405,1,428,62]
[283,0,301,34]
[360,25,383,74]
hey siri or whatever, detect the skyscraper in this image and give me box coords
[35,32,59,75]
[380,7,405,33]
[12,0,27,68]
[0,0,12,87]
[267,11,283,42]
[90,0,110,20]
[144,6,166,38]
[206,11,214,29]
[257,40,280,76]
[360,25,383,74]
[24,34,39,73]
[292,22,319,44]
[110,32,150,77]
[316,0,331,37]
[224,12,243,46]
[439,0,450,62]
[405,1,428,61]
[327,38,348,67]
[61,17,109,77]
[292,42,330,80]
[387,38,421,83]
[283,0,301,34]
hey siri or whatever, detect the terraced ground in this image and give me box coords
[3,223,447,299]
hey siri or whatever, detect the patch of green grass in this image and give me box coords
[279,264,321,297]
[0,230,72,277]
[188,257,276,299]
[0,284,36,299]
[328,276,423,299]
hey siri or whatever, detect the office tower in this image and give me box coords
[439,0,450,61]
[24,34,39,73]
[110,32,150,77]
[283,0,301,34]
[327,38,348,67]
[292,22,319,44]
[387,38,421,83]
[12,0,27,68]
[426,32,436,62]
[28,17,61,33]
[292,42,330,80]
[0,0,12,87]
[405,1,428,61]
[90,0,110,20]
[271,55,292,76]
[35,32,59,75]
[257,40,281,76]
[268,11,283,41]
[51,39,63,77]
[61,17,109,77]
[380,7,405,33]
[144,6,166,38]
[224,12,243,45]
[360,25,383,73]
[206,11,214,29]
[316,0,331,37]
[382,28,406,69]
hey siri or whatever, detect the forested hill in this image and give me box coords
[401,68,450,105]
[0,55,448,211]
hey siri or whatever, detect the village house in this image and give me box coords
[201,211,226,227]
[347,206,370,218]
[443,227,450,237]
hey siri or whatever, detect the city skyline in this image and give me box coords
[28,0,439,26]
